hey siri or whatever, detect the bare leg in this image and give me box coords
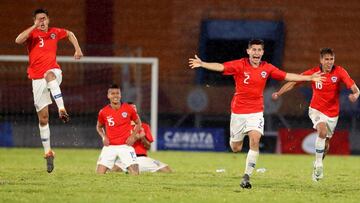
[230,141,243,153]
[157,166,172,173]
[111,165,124,172]
[96,164,109,174]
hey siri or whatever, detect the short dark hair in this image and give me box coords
[33,8,49,18]
[127,101,134,105]
[108,84,120,89]
[248,39,265,48]
[320,48,335,58]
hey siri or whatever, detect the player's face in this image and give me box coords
[107,88,121,104]
[34,13,49,31]
[247,44,264,67]
[320,54,335,73]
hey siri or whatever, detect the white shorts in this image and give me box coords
[115,156,168,173]
[97,145,137,170]
[308,107,338,138]
[32,68,63,112]
[230,112,264,142]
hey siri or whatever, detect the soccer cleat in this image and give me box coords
[44,150,55,173]
[312,162,324,181]
[59,109,70,123]
[240,174,252,189]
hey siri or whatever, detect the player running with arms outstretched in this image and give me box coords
[189,39,325,189]
[272,48,359,181]
[15,8,83,173]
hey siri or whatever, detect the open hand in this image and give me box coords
[189,55,203,69]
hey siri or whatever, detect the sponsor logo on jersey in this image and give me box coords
[261,71,267,78]
[122,112,128,118]
[50,33,56,39]
[331,76,337,83]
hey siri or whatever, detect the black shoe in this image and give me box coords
[45,150,55,173]
[240,174,252,189]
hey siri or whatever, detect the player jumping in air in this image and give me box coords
[189,39,325,189]
[15,8,83,173]
[272,48,359,181]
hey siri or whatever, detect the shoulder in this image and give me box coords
[142,123,150,129]
[99,105,109,114]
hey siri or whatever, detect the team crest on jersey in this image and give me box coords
[122,112,128,118]
[261,71,267,78]
[50,33,56,39]
[331,76,338,83]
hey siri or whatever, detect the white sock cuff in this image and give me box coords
[248,149,259,156]
[39,124,49,131]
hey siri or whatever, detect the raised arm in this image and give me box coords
[66,30,83,60]
[96,121,109,146]
[15,19,41,44]
[349,84,360,103]
[285,71,324,82]
[189,55,224,72]
[272,82,297,100]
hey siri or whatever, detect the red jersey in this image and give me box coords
[97,103,139,145]
[302,65,354,117]
[132,123,153,156]
[26,27,68,79]
[223,58,287,114]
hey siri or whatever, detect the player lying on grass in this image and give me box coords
[272,48,359,181]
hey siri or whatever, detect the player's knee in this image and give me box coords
[230,143,243,152]
[45,71,56,82]
[38,116,49,126]
[318,129,327,139]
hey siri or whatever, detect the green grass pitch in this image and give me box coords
[1,148,360,203]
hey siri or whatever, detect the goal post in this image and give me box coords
[0,55,159,151]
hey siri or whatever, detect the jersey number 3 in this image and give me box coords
[38,37,44,47]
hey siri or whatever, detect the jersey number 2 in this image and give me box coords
[244,73,250,84]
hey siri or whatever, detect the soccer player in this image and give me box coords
[188,39,325,189]
[272,48,359,181]
[112,103,172,173]
[96,85,143,175]
[15,8,83,173]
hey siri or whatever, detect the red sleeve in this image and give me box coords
[97,109,105,125]
[26,29,35,44]
[143,123,154,143]
[129,106,139,122]
[223,59,243,75]
[55,28,68,40]
[269,64,286,80]
[339,67,355,89]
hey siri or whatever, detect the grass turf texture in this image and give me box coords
[1,148,360,203]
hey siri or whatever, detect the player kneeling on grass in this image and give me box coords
[112,103,172,173]
[96,84,143,175]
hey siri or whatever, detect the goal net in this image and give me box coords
[0,55,159,150]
